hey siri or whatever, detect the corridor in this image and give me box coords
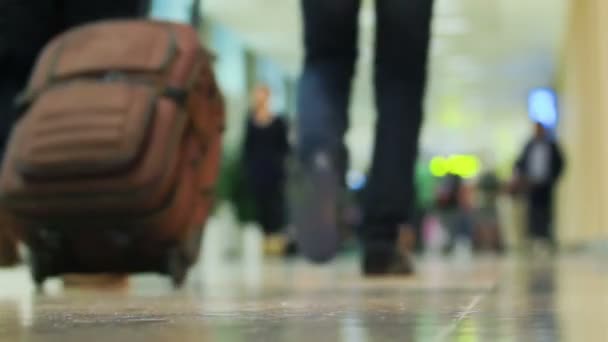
[2,251,607,341]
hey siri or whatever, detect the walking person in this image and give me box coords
[243,85,291,255]
[515,122,565,248]
[294,0,434,275]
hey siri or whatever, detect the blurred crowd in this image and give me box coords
[218,84,565,262]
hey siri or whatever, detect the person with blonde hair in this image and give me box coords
[243,85,291,255]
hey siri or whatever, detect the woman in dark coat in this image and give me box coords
[243,85,290,254]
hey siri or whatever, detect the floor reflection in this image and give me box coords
[2,244,608,341]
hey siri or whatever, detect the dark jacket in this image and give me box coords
[515,138,564,201]
[243,115,290,189]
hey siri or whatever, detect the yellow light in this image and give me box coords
[429,154,482,178]
[448,155,465,175]
[462,156,481,178]
[429,157,449,177]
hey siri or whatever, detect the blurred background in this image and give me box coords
[184,0,603,253]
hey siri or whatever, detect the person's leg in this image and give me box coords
[533,203,548,238]
[266,187,291,256]
[273,186,287,234]
[256,194,274,236]
[294,0,361,263]
[256,189,286,256]
[0,0,58,159]
[363,0,434,274]
[527,198,538,238]
[439,208,457,255]
[546,196,555,245]
[413,208,428,252]
[257,186,286,236]
[0,0,58,265]
[528,196,555,255]
[539,196,554,245]
[298,0,360,168]
[366,0,434,239]
[529,188,551,236]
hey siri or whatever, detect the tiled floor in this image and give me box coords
[2,248,608,342]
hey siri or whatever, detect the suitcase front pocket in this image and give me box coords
[14,81,157,179]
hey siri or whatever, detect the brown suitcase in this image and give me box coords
[0,20,225,287]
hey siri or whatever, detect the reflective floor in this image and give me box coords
[2,220,608,342]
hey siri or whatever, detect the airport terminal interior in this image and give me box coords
[2,0,608,340]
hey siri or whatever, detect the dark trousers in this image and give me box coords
[297,0,434,241]
[250,182,286,236]
[0,0,146,157]
[528,190,554,242]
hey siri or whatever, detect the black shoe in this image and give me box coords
[283,240,298,258]
[292,151,341,263]
[362,241,415,276]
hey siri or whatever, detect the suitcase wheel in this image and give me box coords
[167,228,204,288]
[167,248,187,288]
[29,251,53,289]
[182,228,203,264]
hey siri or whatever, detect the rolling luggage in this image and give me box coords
[0,20,225,287]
